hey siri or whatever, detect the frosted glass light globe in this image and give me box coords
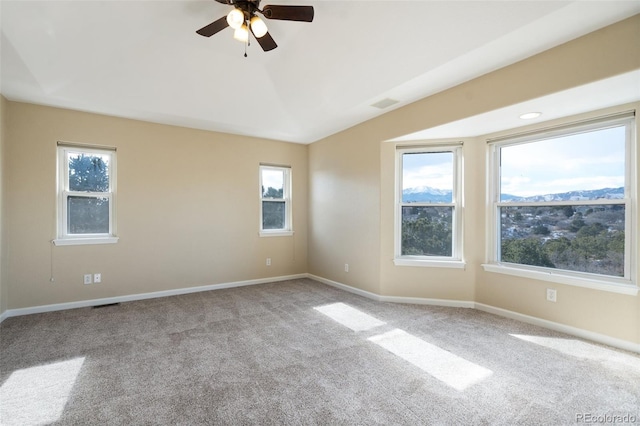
[233,24,249,43]
[250,16,268,38]
[227,9,244,30]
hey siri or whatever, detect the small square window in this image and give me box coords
[260,165,292,237]
[55,145,118,245]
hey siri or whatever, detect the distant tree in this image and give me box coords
[569,217,586,232]
[544,237,572,263]
[263,186,283,199]
[68,154,109,192]
[608,231,625,253]
[573,225,609,260]
[562,206,575,218]
[402,216,452,256]
[501,238,554,268]
[576,222,606,237]
[532,224,550,235]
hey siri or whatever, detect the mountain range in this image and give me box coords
[402,186,624,203]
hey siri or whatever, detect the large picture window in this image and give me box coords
[487,113,636,291]
[395,144,463,267]
[260,165,292,236]
[55,144,117,245]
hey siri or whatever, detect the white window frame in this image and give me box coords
[394,143,464,268]
[54,144,118,246]
[259,164,293,237]
[483,113,637,295]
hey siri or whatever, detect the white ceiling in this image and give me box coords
[1,1,639,144]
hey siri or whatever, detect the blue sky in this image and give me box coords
[401,125,626,196]
[402,152,453,190]
[261,168,284,193]
[500,126,625,197]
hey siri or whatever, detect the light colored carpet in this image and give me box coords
[1,278,639,425]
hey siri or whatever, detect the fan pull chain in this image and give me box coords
[244,19,250,57]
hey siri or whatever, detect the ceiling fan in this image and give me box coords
[196,0,314,52]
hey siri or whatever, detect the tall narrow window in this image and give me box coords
[260,165,292,236]
[486,113,636,291]
[55,144,117,245]
[395,144,463,267]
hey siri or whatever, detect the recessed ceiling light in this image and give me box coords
[519,112,542,120]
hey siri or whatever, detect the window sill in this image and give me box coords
[481,263,638,296]
[259,230,294,238]
[53,237,119,246]
[394,258,466,269]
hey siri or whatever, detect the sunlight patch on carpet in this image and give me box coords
[314,302,386,332]
[510,334,640,374]
[0,357,85,426]
[369,329,493,391]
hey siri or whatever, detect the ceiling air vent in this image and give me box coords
[371,98,399,109]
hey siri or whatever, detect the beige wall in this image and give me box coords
[309,15,640,343]
[308,126,381,294]
[2,15,638,345]
[474,104,640,344]
[379,139,482,301]
[0,96,7,315]
[4,102,308,309]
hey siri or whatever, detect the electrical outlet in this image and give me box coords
[94,273,101,283]
[83,274,92,285]
[266,258,271,266]
[344,263,349,272]
[546,288,557,302]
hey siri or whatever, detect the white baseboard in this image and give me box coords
[474,303,640,354]
[309,274,474,308]
[308,274,384,301]
[308,274,639,354]
[379,295,474,308]
[0,274,307,321]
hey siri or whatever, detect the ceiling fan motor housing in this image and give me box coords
[198,0,314,51]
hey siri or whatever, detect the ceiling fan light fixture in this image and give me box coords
[227,8,244,29]
[250,16,268,38]
[233,24,249,43]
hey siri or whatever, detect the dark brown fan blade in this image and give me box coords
[253,29,278,51]
[261,5,314,22]
[196,16,229,37]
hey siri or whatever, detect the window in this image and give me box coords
[486,113,636,293]
[55,144,117,245]
[259,165,292,237]
[395,144,463,267]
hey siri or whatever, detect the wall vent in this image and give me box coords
[92,303,120,309]
[371,98,399,109]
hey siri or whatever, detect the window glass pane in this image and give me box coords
[68,152,110,192]
[262,201,285,230]
[500,126,625,202]
[402,152,453,203]
[500,204,624,277]
[67,196,110,234]
[401,206,453,256]
[262,169,284,199]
